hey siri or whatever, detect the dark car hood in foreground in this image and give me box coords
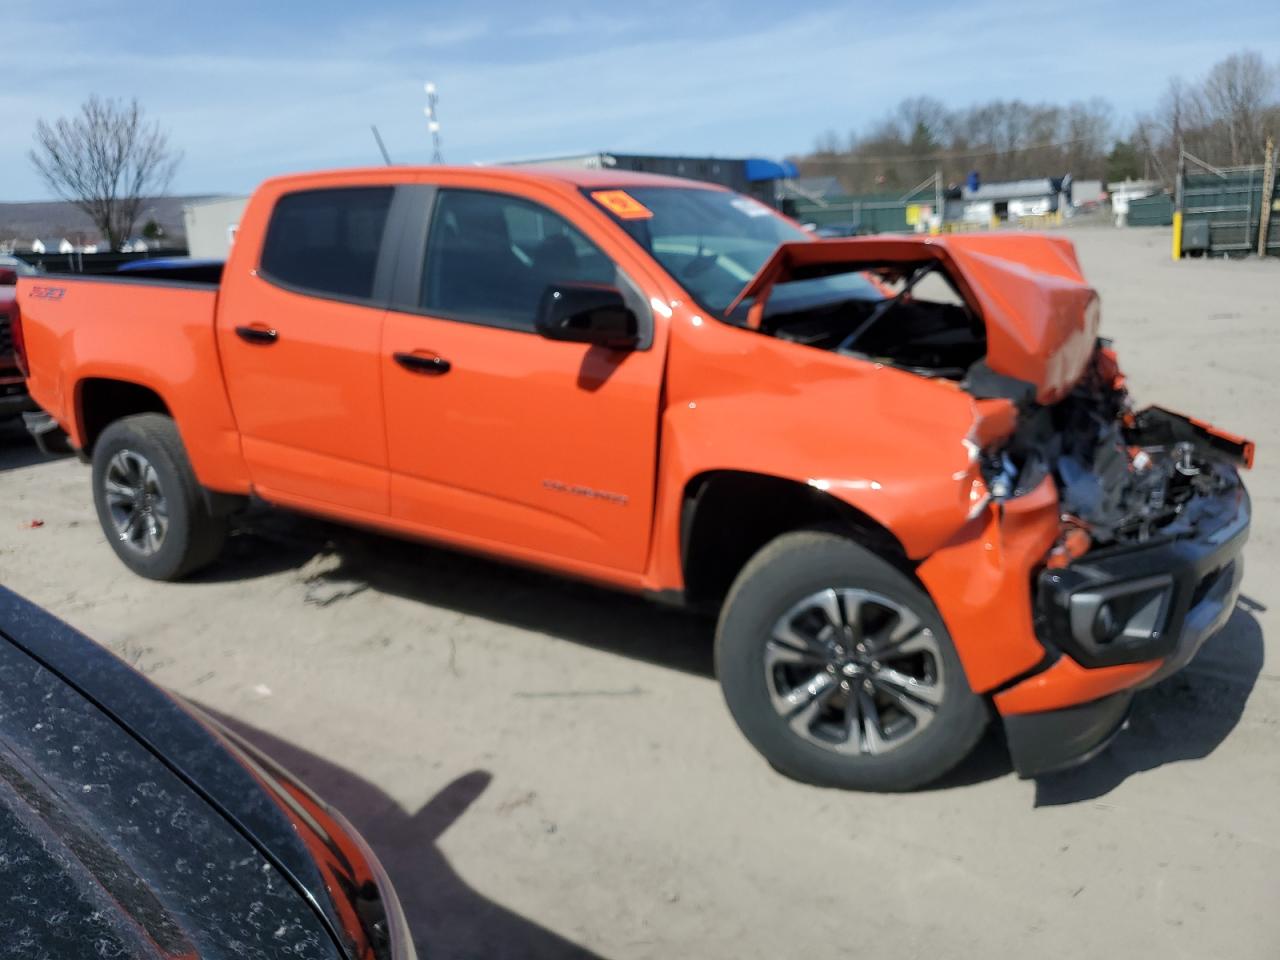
[0,588,399,959]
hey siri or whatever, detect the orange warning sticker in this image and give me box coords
[591,189,653,220]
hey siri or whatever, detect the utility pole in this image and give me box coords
[1258,137,1275,258]
[424,82,443,164]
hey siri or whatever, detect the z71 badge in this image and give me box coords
[29,285,66,301]
[543,479,629,505]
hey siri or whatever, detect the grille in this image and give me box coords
[0,310,11,356]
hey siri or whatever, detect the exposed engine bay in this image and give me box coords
[750,255,1249,551]
[760,262,986,380]
[981,347,1250,547]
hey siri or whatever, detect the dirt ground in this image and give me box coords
[1,225,1277,959]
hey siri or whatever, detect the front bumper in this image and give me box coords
[1001,480,1249,778]
[1004,691,1133,778]
[1038,484,1248,672]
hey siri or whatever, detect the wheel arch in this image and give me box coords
[76,377,173,454]
[679,469,912,611]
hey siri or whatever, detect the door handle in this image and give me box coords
[394,352,451,375]
[235,325,278,345]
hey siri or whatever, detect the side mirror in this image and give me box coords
[0,268,17,286]
[535,284,639,350]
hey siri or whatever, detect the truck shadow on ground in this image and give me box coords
[1032,601,1265,806]
[207,507,717,678]
[202,707,608,960]
[203,509,1265,803]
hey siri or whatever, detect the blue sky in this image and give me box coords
[3,0,1277,201]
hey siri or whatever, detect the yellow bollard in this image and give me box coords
[1171,211,1183,261]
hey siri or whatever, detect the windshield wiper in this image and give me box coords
[837,263,935,354]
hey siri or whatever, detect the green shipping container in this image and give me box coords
[1181,165,1280,256]
[791,188,936,236]
[1127,193,1173,227]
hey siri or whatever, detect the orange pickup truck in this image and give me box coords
[14,166,1253,789]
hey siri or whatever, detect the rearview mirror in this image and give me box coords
[535,284,639,350]
[0,268,17,286]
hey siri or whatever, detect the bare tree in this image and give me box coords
[29,96,181,251]
[1202,51,1277,164]
[795,50,1278,195]
[1063,98,1113,172]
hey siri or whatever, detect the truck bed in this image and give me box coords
[17,273,251,494]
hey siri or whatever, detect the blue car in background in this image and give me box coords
[117,256,225,282]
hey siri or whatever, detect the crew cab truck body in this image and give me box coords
[15,166,1253,789]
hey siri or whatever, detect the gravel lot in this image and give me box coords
[1,225,1277,959]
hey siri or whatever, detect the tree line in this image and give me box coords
[797,50,1280,195]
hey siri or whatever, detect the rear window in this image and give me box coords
[260,187,393,301]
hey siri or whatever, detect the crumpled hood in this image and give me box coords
[729,233,1099,404]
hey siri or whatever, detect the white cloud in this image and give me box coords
[2,0,1277,200]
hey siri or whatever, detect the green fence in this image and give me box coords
[790,188,936,235]
[1127,193,1173,227]
[1181,164,1280,256]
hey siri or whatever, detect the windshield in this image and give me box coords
[587,186,814,316]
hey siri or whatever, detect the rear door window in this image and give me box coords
[260,187,394,301]
[420,189,616,331]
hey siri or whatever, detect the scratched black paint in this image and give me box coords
[0,587,393,959]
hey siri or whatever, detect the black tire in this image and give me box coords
[91,414,228,580]
[716,530,988,791]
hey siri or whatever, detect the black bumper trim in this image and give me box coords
[1036,485,1249,668]
[1004,691,1133,778]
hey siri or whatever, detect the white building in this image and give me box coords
[29,237,83,255]
[183,196,249,259]
[1070,179,1105,209]
[948,178,1069,224]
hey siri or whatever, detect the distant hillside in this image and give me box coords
[0,195,226,248]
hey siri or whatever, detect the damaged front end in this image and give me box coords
[977,344,1253,777]
[982,346,1252,553]
[979,343,1252,676]
[723,234,1253,775]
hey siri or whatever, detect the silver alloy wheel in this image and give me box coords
[765,588,945,756]
[103,449,169,556]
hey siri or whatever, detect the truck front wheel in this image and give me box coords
[716,530,988,791]
[91,414,228,580]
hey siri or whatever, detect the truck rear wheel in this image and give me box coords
[91,414,228,581]
[715,530,988,791]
